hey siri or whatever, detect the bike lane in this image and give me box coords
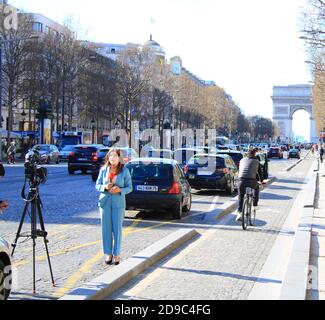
[107,156,315,300]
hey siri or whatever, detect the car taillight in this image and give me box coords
[92,153,98,161]
[217,168,229,174]
[168,181,180,194]
[69,152,75,157]
[184,165,188,174]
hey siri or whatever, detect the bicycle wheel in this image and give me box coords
[249,203,256,226]
[241,197,249,230]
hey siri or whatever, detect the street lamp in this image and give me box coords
[91,119,96,144]
[21,109,26,158]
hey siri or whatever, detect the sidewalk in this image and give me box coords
[307,161,325,300]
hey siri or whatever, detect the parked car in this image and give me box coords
[173,148,205,170]
[59,145,76,161]
[280,145,288,152]
[0,236,12,300]
[267,147,283,159]
[68,144,104,175]
[32,144,60,164]
[215,150,243,168]
[288,149,301,159]
[125,158,192,219]
[256,152,269,180]
[91,147,138,181]
[184,154,238,194]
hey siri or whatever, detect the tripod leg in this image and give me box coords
[31,201,37,295]
[36,197,56,287]
[11,201,30,257]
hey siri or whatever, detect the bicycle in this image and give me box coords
[241,186,259,230]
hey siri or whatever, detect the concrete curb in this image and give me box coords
[59,228,199,300]
[285,150,311,172]
[279,160,318,300]
[203,176,277,222]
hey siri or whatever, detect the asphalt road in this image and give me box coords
[0,153,308,300]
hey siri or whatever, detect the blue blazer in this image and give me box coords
[96,166,133,209]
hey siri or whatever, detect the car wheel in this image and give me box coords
[0,259,11,300]
[68,168,75,175]
[172,201,183,220]
[226,179,234,195]
[183,194,192,214]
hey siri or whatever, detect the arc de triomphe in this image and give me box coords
[272,84,318,143]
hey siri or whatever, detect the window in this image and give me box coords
[45,26,51,34]
[32,22,43,33]
[111,48,116,54]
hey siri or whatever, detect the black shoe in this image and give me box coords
[105,256,113,265]
[114,257,121,265]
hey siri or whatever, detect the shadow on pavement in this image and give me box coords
[260,193,293,201]
[158,266,282,284]
[276,179,306,185]
[267,185,301,191]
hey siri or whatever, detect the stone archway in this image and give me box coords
[272,84,317,143]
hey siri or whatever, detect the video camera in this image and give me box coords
[24,147,47,186]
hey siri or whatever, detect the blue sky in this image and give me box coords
[10,0,313,140]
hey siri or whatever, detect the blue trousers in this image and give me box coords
[100,205,125,256]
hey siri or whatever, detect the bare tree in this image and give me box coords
[0,12,36,143]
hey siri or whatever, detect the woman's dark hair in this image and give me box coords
[104,148,124,175]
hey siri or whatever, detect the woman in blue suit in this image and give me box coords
[96,149,133,265]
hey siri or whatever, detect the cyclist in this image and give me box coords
[235,148,263,222]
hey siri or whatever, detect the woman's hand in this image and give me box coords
[109,186,121,194]
[105,183,114,191]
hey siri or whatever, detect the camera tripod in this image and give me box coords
[11,183,55,294]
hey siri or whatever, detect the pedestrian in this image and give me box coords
[320,146,325,164]
[0,162,9,213]
[96,148,133,265]
[6,141,16,164]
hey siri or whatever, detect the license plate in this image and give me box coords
[197,169,213,176]
[78,158,88,161]
[136,185,159,192]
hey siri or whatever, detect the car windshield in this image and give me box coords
[127,163,173,180]
[188,156,225,168]
[148,150,173,159]
[174,149,202,164]
[219,153,243,163]
[62,145,75,151]
[35,145,50,151]
[74,147,97,155]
